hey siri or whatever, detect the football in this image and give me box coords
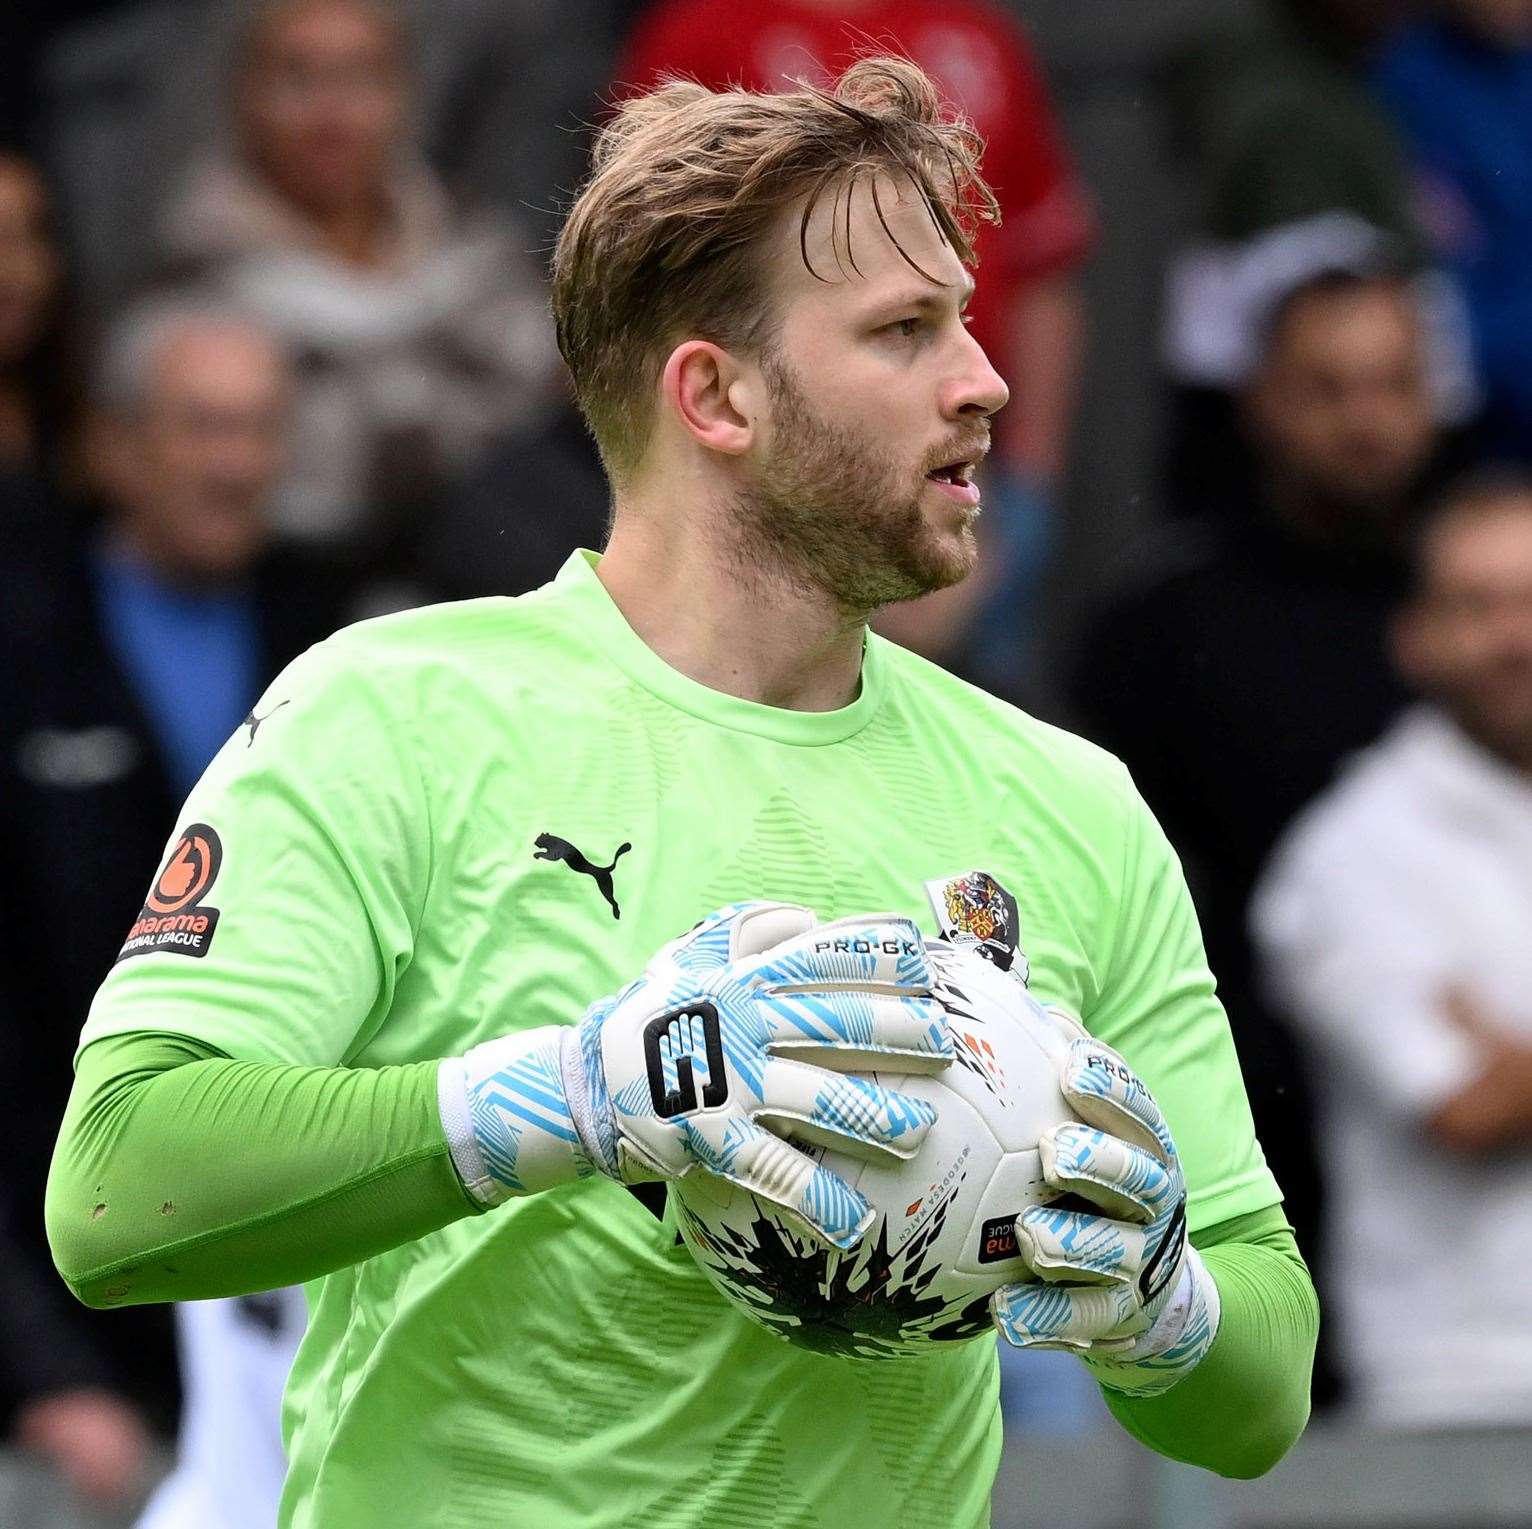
[674,904,1081,1360]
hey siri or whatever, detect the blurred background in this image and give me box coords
[3,0,1531,1524]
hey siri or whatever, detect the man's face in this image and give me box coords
[1243,283,1435,533]
[238,0,404,216]
[733,172,1008,612]
[111,324,289,582]
[1397,498,1532,761]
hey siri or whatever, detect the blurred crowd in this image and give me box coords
[1,0,1530,1523]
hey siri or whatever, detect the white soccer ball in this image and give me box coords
[674,939,1081,1359]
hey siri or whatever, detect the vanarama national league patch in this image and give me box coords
[117,823,223,961]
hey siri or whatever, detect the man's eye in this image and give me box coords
[890,317,921,338]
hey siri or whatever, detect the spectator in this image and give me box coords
[1161,213,1476,523]
[1253,471,1532,1427]
[136,1287,307,1529]
[1163,0,1429,518]
[35,0,624,309]
[1170,0,1420,250]
[1070,264,1440,1401]
[1075,264,1435,876]
[1374,1,1532,462]
[148,0,557,572]
[0,301,354,1501]
[0,150,70,481]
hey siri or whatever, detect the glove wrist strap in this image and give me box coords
[1082,1248,1222,1396]
[561,1019,622,1179]
[439,1026,594,1207]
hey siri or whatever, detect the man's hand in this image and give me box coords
[440,903,952,1248]
[1429,988,1532,1154]
[991,1036,1220,1396]
[15,1388,151,1506]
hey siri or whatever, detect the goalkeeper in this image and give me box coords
[47,57,1316,1528]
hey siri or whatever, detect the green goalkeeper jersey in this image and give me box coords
[78,550,1281,1528]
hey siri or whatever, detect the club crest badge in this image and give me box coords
[924,869,1029,983]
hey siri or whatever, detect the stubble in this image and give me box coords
[724,353,980,615]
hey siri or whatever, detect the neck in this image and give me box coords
[312,196,388,268]
[105,518,237,595]
[1449,710,1532,781]
[597,497,867,712]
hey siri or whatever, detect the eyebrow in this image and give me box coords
[874,279,976,316]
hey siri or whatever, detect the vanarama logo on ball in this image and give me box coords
[117,823,224,962]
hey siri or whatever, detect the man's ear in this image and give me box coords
[662,341,760,457]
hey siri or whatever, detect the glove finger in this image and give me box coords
[1015,1204,1146,1285]
[763,990,952,1073]
[664,902,814,977]
[753,1059,936,1161]
[745,914,933,994]
[686,1115,872,1249]
[1060,1038,1173,1161]
[990,1279,1145,1352]
[1039,1122,1175,1224]
[1041,1005,1090,1044]
[727,902,818,960]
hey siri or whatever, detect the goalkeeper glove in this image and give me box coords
[991,1033,1221,1395]
[438,902,953,1248]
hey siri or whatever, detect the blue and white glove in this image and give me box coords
[991,1035,1221,1396]
[438,902,953,1248]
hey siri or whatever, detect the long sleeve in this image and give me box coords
[47,1030,481,1308]
[1104,1205,1317,1478]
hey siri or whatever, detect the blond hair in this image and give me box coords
[551,55,998,481]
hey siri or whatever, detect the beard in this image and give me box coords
[724,353,982,613]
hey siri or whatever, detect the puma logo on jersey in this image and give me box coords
[534,833,632,920]
[243,699,290,746]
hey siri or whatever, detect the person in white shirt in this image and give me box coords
[1253,470,1532,1429]
[136,1290,307,1529]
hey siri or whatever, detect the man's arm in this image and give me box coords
[992,1030,1315,1475]
[1106,1204,1317,1479]
[998,757,1314,1472]
[47,1031,476,1307]
[1252,806,1532,1155]
[50,908,954,1305]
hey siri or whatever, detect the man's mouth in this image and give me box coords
[925,457,981,507]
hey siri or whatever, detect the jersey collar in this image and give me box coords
[552,550,887,745]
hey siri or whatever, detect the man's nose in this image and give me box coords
[942,330,1009,420]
